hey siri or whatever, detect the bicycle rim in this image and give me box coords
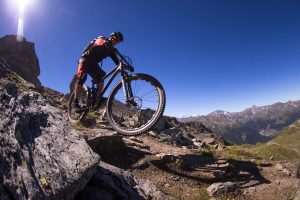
[107,73,165,135]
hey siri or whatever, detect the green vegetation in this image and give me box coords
[40,177,49,188]
[272,121,300,153]
[221,145,258,160]
[16,82,31,92]
[250,143,298,160]
[194,147,214,157]
[194,187,210,200]
[70,123,87,131]
[15,130,23,143]
[7,70,32,92]
[220,119,300,161]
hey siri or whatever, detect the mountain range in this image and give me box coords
[179,101,300,144]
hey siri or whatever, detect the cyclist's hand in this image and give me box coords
[129,65,134,72]
[124,64,134,72]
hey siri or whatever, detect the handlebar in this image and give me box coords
[115,48,134,72]
[121,62,134,72]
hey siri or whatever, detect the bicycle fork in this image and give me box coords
[121,77,137,107]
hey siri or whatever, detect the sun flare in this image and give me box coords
[15,0,33,41]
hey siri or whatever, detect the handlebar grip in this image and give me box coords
[129,65,134,72]
[123,63,134,72]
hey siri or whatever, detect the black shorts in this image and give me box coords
[76,58,106,85]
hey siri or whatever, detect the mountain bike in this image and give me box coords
[68,49,166,136]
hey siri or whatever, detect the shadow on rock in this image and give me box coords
[149,154,270,188]
[87,133,151,170]
[102,146,151,170]
[227,159,271,188]
[296,160,300,179]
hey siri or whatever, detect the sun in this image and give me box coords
[18,0,32,8]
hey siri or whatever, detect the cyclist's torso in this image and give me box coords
[81,36,116,63]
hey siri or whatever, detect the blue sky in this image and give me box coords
[1,0,300,117]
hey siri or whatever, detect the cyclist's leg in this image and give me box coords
[87,62,106,99]
[74,60,87,102]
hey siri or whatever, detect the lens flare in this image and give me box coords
[16,0,32,42]
[17,18,24,42]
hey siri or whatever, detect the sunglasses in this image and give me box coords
[111,36,120,43]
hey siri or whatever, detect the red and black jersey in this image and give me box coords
[81,36,120,65]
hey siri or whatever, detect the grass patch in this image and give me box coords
[193,187,210,200]
[193,147,214,157]
[70,123,87,131]
[16,82,31,92]
[249,143,298,161]
[221,146,259,160]
[220,143,298,161]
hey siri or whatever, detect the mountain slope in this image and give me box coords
[221,118,300,162]
[180,101,300,144]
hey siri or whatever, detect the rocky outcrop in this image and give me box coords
[0,65,100,199]
[0,35,41,85]
[150,116,226,149]
[77,162,167,200]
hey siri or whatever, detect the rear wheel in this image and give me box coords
[68,84,90,123]
[106,73,166,136]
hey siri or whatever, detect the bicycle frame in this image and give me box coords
[92,59,132,109]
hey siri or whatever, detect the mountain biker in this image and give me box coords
[72,31,124,112]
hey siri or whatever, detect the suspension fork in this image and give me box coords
[121,71,134,102]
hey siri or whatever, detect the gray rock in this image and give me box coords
[148,130,159,137]
[160,127,181,137]
[79,162,167,200]
[202,137,216,145]
[193,141,202,147]
[0,35,41,85]
[135,179,168,200]
[200,142,209,149]
[129,136,144,143]
[207,182,238,196]
[153,116,167,132]
[0,80,100,200]
[123,138,150,152]
[282,168,291,176]
[274,163,284,171]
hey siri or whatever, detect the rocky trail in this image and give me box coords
[78,124,300,200]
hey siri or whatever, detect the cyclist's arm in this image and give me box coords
[110,50,121,66]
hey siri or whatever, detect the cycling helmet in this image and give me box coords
[110,31,124,42]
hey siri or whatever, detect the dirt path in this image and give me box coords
[79,126,300,199]
[130,134,300,200]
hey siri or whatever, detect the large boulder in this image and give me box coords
[0,35,41,85]
[77,162,167,200]
[0,67,100,199]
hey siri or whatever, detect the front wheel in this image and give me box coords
[106,73,166,136]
